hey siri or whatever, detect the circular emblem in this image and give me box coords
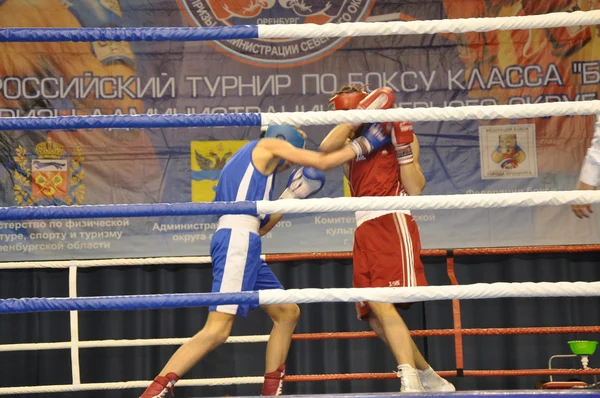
[177,0,373,67]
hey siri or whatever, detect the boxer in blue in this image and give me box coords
[140,124,392,397]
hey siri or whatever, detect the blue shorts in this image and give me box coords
[209,228,283,318]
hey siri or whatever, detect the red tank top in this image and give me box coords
[348,143,406,197]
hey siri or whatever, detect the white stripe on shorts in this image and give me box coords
[395,213,416,287]
[216,229,250,315]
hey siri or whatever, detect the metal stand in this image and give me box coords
[547,354,598,385]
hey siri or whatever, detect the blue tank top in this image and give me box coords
[214,140,276,226]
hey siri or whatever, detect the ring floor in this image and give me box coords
[192,391,600,398]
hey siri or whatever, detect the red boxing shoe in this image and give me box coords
[261,364,285,396]
[139,372,180,398]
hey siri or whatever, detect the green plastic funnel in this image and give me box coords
[568,340,598,356]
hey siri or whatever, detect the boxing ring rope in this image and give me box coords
[2,327,599,352]
[1,243,598,392]
[4,371,599,396]
[0,282,598,395]
[0,10,599,398]
[3,281,600,313]
[0,101,599,131]
[2,177,600,395]
[2,244,600,269]
[2,190,600,221]
[0,10,599,42]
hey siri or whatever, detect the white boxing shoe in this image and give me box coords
[418,367,456,392]
[397,365,426,392]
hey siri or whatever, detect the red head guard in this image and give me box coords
[328,90,368,110]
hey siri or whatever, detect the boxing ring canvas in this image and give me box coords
[0,0,600,397]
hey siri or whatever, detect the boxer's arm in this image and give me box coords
[343,163,350,179]
[260,139,356,171]
[319,124,355,153]
[260,124,390,171]
[258,167,325,235]
[259,214,284,236]
[400,135,426,196]
[572,180,595,219]
[572,115,600,218]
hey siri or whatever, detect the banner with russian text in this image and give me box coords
[0,0,599,261]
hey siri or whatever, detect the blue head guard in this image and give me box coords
[262,125,306,166]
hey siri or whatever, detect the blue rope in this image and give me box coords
[0,201,258,221]
[0,26,259,42]
[0,113,262,131]
[0,292,260,314]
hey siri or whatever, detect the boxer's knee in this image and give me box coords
[201,311,235,346]
[265,303,300,325]
[369,301,400,319]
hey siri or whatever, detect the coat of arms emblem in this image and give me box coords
[12,138,85,206]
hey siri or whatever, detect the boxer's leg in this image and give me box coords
[369,302,420,367]
[257,263,299,396]
[140,228,261,397]
[158,311,235,377]
[262,303,300,372]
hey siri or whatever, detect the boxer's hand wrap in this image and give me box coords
[62,0,136,69]
[387,121,415,165]
[348,123,391,160]
[279,167,326,199]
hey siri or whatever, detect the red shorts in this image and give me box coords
[353,212,428,321]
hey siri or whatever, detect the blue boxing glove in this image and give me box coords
[62,0,136,68]
[279,167,325,199]
[348,123,391,160]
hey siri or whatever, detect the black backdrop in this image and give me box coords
[1,251,599,398]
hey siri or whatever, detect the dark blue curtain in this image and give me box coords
[0,251,599,397]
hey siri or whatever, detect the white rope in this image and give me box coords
[0,281,596,394]
[259,281,600,305]
[2,191,600,270]
[1,282,596,353]
[0,377,263,394]
[68,266,81,387]
[261,100,600,126]
[257,190,600,214]
[0,256,215,269]
[259,10,600,38]
[2,191,599,271]
[0,335,269,352]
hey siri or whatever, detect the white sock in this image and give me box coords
[419,367,444,384]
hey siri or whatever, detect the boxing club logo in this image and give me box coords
[177,0,373,67]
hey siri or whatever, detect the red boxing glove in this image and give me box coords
[385,121,414,165]
[329,91,367,111]
[357,87,396,110]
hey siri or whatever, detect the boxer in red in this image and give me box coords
[320,85,455,392]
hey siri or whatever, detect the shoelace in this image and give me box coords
[275,378,283,396]
[397,367,421,391]
[260,379,283,397]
